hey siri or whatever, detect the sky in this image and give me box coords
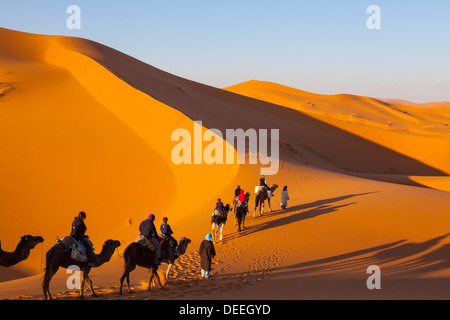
[0,0,449,103]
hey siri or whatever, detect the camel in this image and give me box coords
[119,236,191,294]
[211,204,231,242]
[233,192,250,226]
[119,239,162,294]
[235,205,248,232]
[0,235,44,267]
[254,184,278,217]
[42,239,121,300]
[157,236,191,284]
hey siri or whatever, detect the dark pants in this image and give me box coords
[80,238,95,263]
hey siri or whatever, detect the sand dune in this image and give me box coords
[225,80,450,186]
[1,27,450,300]
[382,98,450,109]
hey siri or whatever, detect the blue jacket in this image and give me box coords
[215,201,224,211]
[160,223,173,236]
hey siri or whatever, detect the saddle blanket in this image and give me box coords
[59,236,89,262]
[255,186,272,198]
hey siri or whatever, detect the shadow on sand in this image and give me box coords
[273,233,449,276]
[226,192,450,280]
[228,192,378,239]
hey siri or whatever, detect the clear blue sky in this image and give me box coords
[1,0,449,103]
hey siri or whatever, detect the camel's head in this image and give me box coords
[21,235,44,249]
[271,184,279,192]
[178,237,191,255]
[104,239,121,249]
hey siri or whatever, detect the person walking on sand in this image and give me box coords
[281,186,290,209]
[199,234,216,278]
[139,213,161,265]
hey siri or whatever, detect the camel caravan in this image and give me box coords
[211,175,281,241]
[41,212,191,300]
[1,176,288,300]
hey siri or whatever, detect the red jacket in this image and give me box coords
[238,191,246,202]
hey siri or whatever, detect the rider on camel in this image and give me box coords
[160,217,179,255]
[238,189,248,211]
[259,175,271,197]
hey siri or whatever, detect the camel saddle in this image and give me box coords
[158,234,175,247]
[255,186,272,198]
[58,236,89,263]
[134,235,156,251]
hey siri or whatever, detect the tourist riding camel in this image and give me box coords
[238,189,248,210]
[139,214,161,265]
[70,211,95,267]
[234,185,241,198]
[215,198,224,214]
[259,175,271,197]
[160,217,179,255]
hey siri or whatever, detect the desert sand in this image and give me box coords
[1,27,450,300]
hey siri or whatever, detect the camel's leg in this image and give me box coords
[120,263,134,294]
[119,270,127,295]
[166,263,174,280]
[79,270,85,299]
[119,270,131,294]
[219,224,224,241]
[268,198,272,212]
[148,268,154,291]
[85,274,98,298]
[42,265,59,300]
[79,268,95,299]
[215,224,220,241]
[211,223,216,242]
[153,266,164,289]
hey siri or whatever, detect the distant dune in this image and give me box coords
[380,98,450,109]
[1,28,450,300]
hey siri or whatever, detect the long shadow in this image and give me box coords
[227,192,376,240]
[237,202,357,239]
[265,233,450,279]
[254,191,379,219]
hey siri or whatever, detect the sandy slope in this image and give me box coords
[226,80,450,191]
[1,28,450,300]
[0,27,239,282]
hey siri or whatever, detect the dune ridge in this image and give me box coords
[1,28,450,300]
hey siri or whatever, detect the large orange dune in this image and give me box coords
[1,27,450,300]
